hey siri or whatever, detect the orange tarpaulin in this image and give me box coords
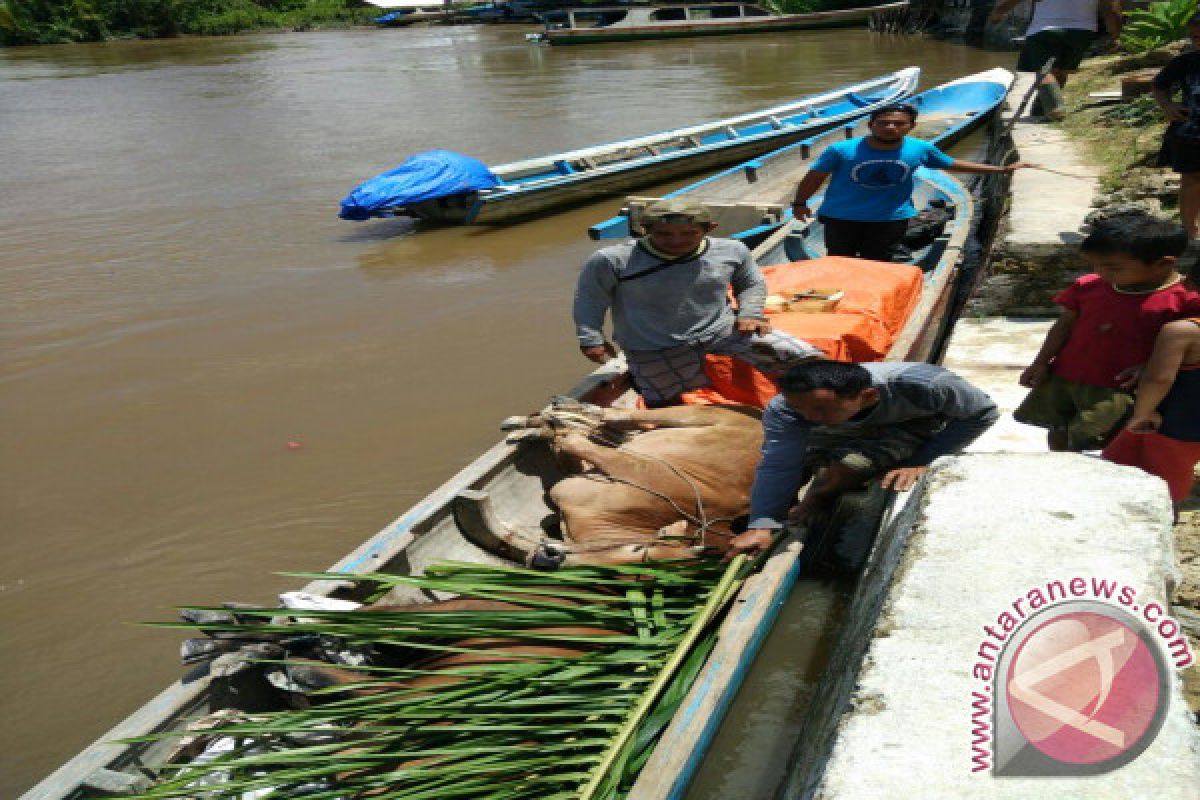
[678,256,924,408]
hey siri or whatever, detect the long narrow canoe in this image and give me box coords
[26,79,1003,800]
[620,170,979,800]
[589,68,1015,242]
[338,68,919,225]
[24,157,986,800]
[528,1,909,45]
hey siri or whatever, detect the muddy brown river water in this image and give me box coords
[0,26,1012,795]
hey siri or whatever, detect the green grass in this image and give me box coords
[1058,55,1169,193]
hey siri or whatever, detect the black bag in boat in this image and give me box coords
[901,198,955,250]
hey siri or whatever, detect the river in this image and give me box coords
[0,25,1012,796]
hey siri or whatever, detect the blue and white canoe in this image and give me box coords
[588,67,1015,242]
[337,67,919,225]
[24,127,993,800]
[25,72,1008,800]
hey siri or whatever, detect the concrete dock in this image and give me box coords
[787,72,1200,798]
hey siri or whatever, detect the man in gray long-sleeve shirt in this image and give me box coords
[726,360,999,559]
[573,199,822,406]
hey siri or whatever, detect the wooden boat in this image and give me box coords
[26,162,985,800]
[589,67,1015,242]
[338,68,919,224]
[527,1,909,45]
[367,0,456,26]
[27,74,1006,800]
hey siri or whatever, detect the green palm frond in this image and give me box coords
[1120,0,1198,54]
[129,557,749,799]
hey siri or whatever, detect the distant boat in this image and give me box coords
[338,67,920,225]
[588,68,1016,242]
[366,0,456,26]
[527,1,909,45]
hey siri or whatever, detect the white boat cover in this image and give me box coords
[364,0,448,9]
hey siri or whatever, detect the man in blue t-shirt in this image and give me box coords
[790,103,1034,261]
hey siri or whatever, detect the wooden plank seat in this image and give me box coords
[622,196,786,236]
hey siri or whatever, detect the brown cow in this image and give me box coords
[457,399,764,567]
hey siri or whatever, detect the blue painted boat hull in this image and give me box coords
[588,68,1015,241]
[340,68,920,225]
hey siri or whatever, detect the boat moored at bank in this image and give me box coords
[338,67,920,225]
[527,1,909,45]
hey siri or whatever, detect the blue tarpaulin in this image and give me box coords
[338,150,500,221]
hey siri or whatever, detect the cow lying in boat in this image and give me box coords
[455,398,764,568]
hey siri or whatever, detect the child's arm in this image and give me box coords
[1152,56,1188,123]
[1151,83,1187,123]
[1019,309,1078,388]
[1127,321,1194,431]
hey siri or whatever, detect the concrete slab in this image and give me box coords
[811,454,1199,799]
[941,316,1055,453]
[1002,73,1102,250]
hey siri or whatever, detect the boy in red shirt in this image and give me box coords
[1015,215,1200,451]
[1103,253,1200,514]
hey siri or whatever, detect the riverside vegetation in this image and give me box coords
[0,0,378,44]
[0,0,906,45]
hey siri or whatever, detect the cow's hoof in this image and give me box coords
[500,414,540,431]
[506,427,555,444]
[529,541,567,571]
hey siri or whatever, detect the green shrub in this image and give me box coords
[0,0,373,43]
[1120,0,1197,54]
[1098,94,1167,127]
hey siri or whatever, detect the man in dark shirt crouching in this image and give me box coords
[726,360,999,559]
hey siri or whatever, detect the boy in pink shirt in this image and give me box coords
[1015,215,1200,451]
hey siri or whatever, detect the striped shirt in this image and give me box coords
[573,238,767,351]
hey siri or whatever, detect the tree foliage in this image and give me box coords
[1120,0,1197,54]
[0,0,376,44]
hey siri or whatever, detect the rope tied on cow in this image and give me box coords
[498,398,746,564]
[556,418,738,551]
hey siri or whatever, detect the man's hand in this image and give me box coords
[1019,362,1049,389]
[1115,363,1143,390]
[723,528,776,562]
[580,343,617,364]
[1008,161,1039,172]
[736,317,772,336]
[879,466,928,491]
[790,201,813,221]
[1127,412,1162,433]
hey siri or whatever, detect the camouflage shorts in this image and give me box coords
[806,416,950,475]
[625,328,822,406]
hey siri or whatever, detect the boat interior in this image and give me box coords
[487,87,898,186]
[542,4,775,30]
[591,71,1010,240]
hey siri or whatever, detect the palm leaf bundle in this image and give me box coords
[129,557,749,799]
